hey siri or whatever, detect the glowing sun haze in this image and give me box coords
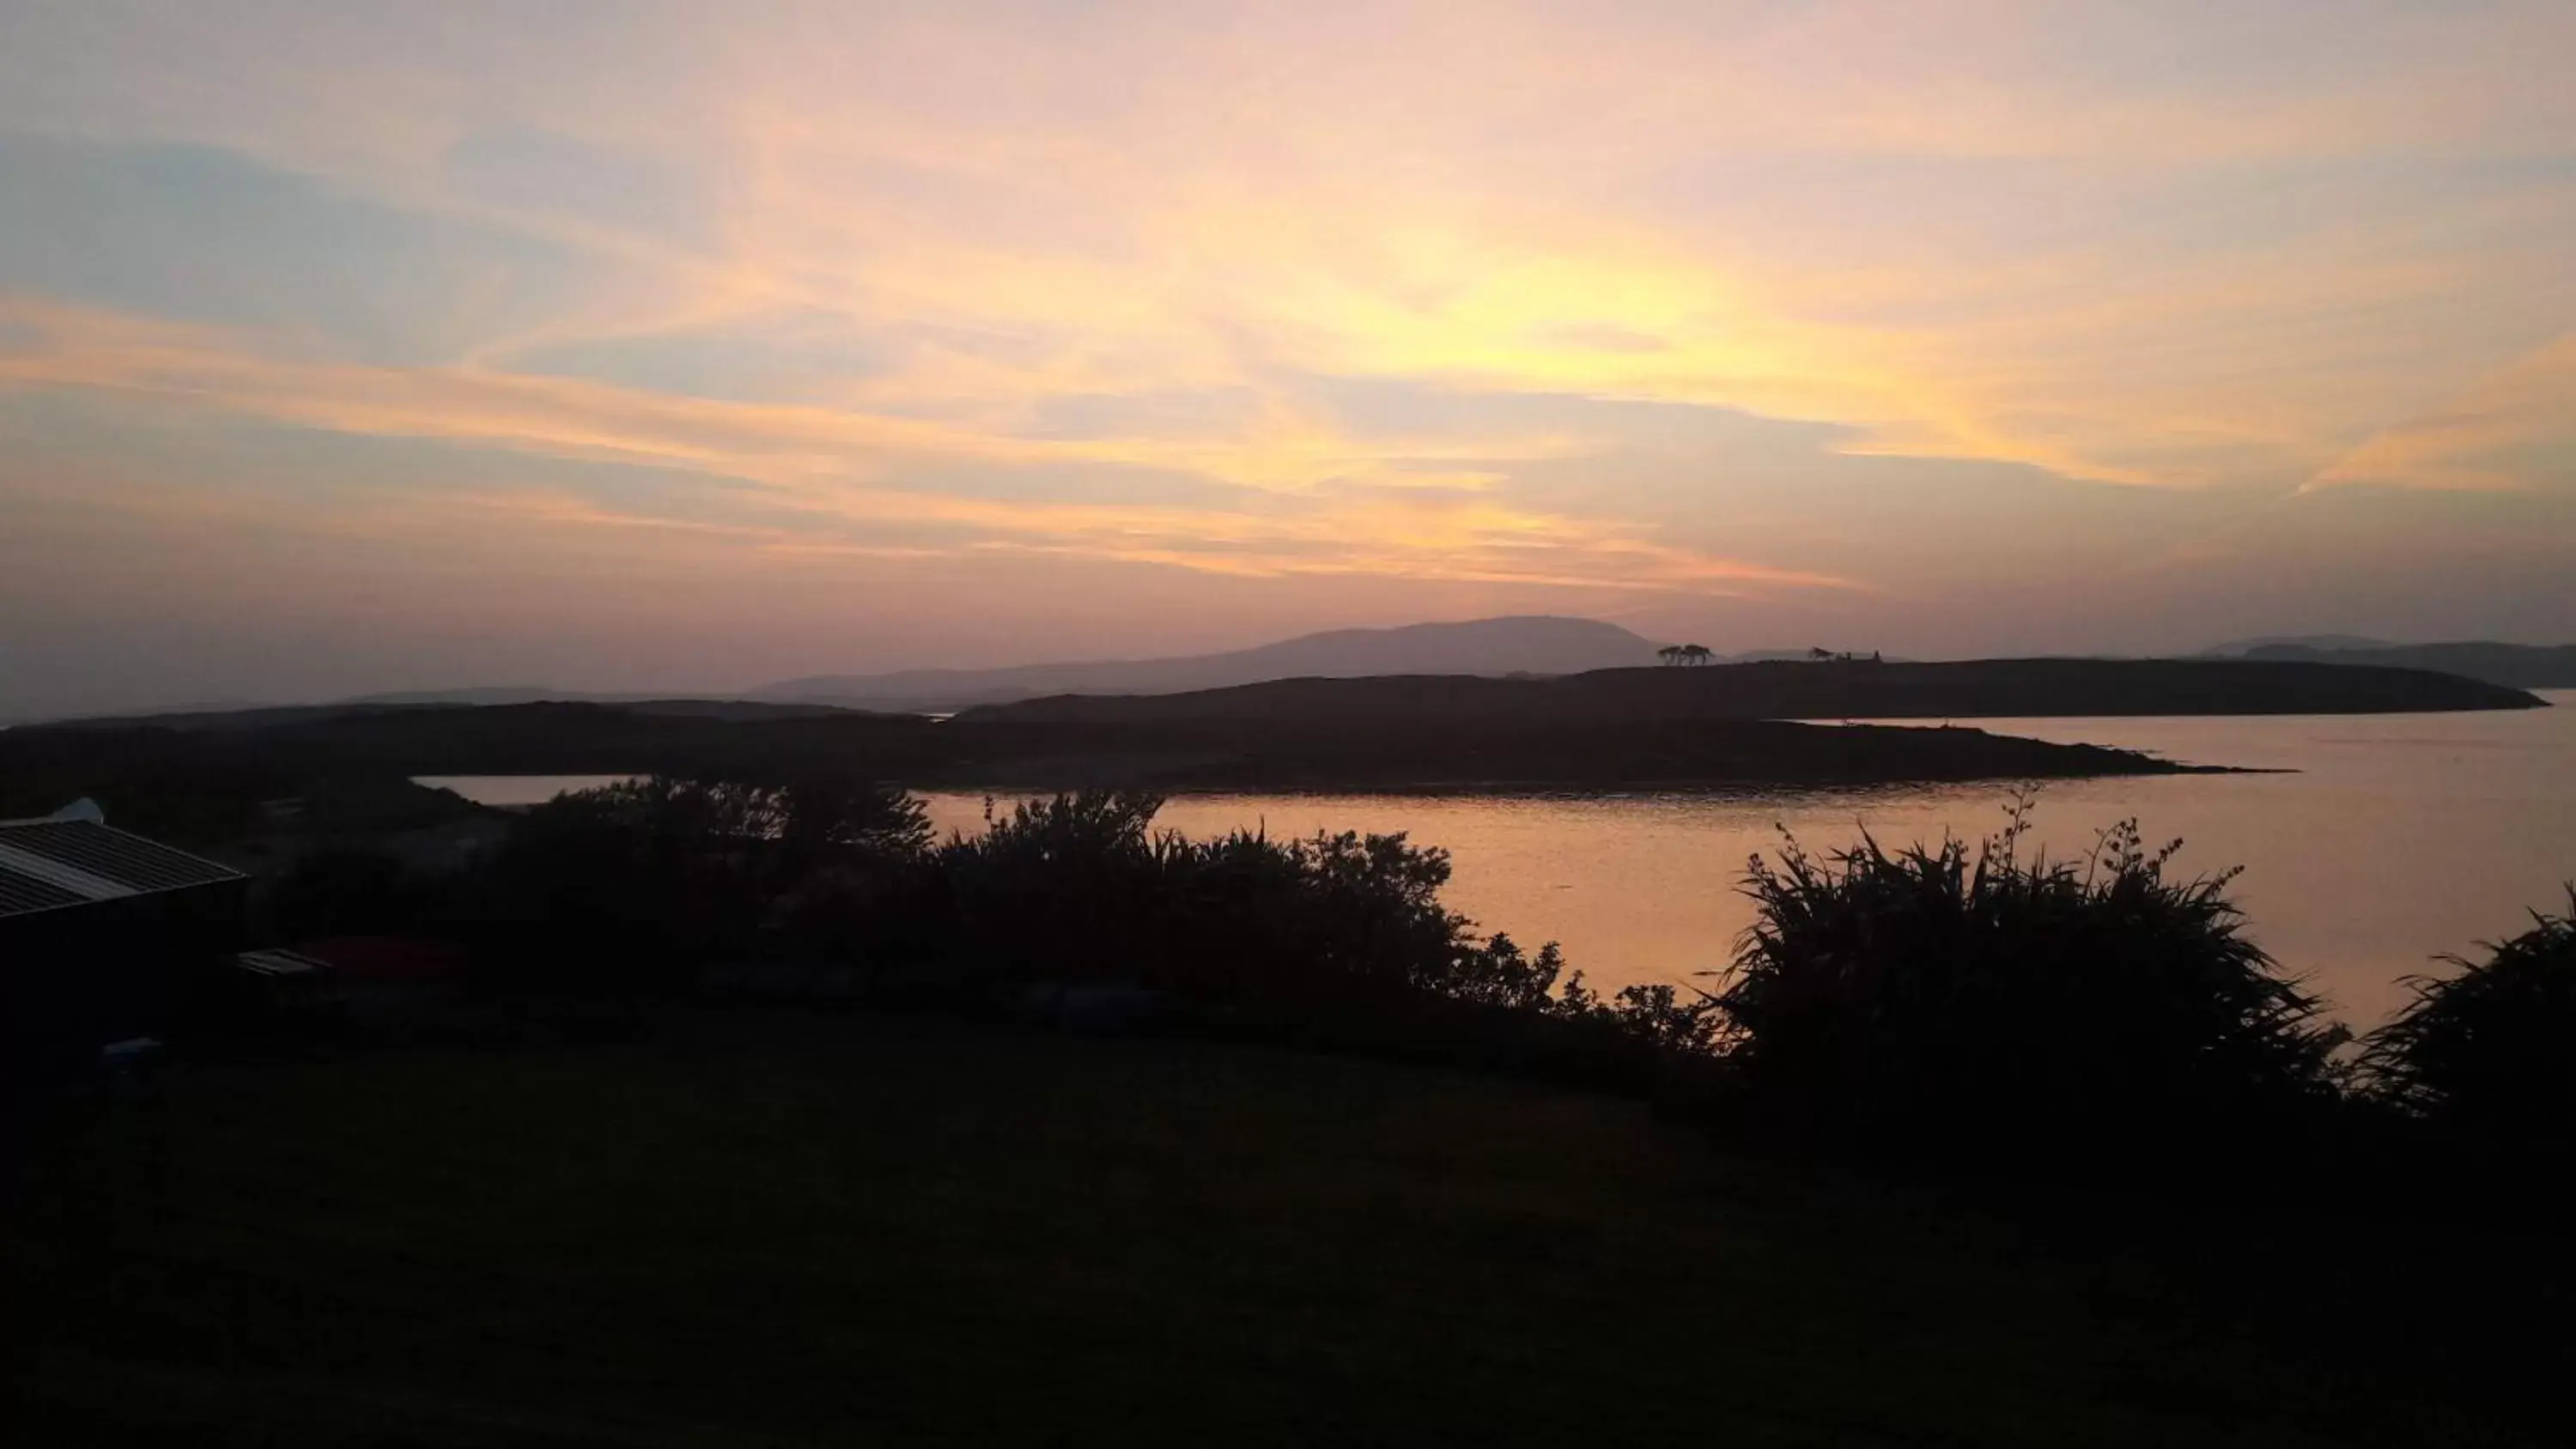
[3,1,2571,717]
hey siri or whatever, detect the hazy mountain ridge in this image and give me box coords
[340,687,663,707]
[753,615,1668,710]
[2196,634,2399,655]
[22,617,2563,731]
[0,618,1855,726]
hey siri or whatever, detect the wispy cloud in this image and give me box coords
[0,295,1852,596]
[2,1,2572,709]
[2305,335,2576,494]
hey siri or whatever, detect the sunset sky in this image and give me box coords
[3,1,2572,717]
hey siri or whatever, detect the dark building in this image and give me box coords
[1,812,249,1080]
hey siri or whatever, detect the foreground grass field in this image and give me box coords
[3,1011,2555,1446]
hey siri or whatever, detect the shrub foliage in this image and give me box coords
[266,780,2576,1177]
[934,791,1588,1016]
[2360,888,2576,1153]
[469,778,935,985]
[1714,799,2348,1159]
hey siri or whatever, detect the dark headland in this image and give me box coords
[972,656,2543,726]
[3,657,2538,821]
[922,656,2537,790]
[2216,640,2576,690]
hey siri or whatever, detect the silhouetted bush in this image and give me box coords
[371,781,2441,1176]
[1558,974,1723,1056]
[468,777,933,987]
[238,774,2576,1207]
[456,783,1591,1036]
[914,792,1727,1098]
[933,793,1171,990]
[2360,889,2576,1163]
[261,846,434,940]
[932,792,1587,1016]
[1715,801,2348,1165]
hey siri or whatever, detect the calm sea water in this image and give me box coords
[425,692,2575,1025]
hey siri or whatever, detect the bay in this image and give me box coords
[923,693,2576,1025]
[424,694,2575,1025]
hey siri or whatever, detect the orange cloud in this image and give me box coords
[0,295,1856,597]
[2305,335,2576,494]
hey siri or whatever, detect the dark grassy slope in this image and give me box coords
[969,656,2543,726]
[7,1012,2555,1447]
[932,716,2193,789]
[1,701,2188,840]
[2236,641,2576,689]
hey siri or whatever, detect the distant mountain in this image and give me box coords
[337,687,652,707]
[2197,634,2397,656]
[755,615,1667,711]
[2205,641,2576,690]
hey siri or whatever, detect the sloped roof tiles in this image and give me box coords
[0,819,246,920]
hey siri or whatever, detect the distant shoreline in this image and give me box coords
[965,658,2544,728]
[902,766,2247,797]
[13,658,2541,834]
[14,651,2546,736]
[889,730,2219,794]
[10,705,2200,840]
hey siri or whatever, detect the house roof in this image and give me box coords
[0,819,246,920]
[0,865,88,917]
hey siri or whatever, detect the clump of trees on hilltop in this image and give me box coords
[261,778,2575,1185]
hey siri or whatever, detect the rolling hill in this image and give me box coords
[753,615,1666,710]
[963,656,2544,727]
